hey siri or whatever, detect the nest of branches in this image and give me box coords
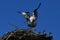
[0,29,53,40]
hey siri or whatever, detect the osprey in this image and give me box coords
[18,3,41,27]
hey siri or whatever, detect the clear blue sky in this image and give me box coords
[0,0,60,40]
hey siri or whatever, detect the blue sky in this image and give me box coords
[0,0,60,40]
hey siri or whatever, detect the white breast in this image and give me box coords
[30,16,35,22]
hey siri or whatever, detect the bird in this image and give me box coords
[18,3,41,28]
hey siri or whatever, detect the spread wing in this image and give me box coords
[18,11,30,21]
[22,12,30,21]
[33,3,41,20]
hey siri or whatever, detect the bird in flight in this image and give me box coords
[18,3,41,28]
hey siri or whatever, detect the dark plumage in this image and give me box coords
[18,3,41,27]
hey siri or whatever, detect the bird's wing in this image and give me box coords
[25,12,30,18]
[34,3,41,11]
[33,3,41,20]
[25,12,30,21]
